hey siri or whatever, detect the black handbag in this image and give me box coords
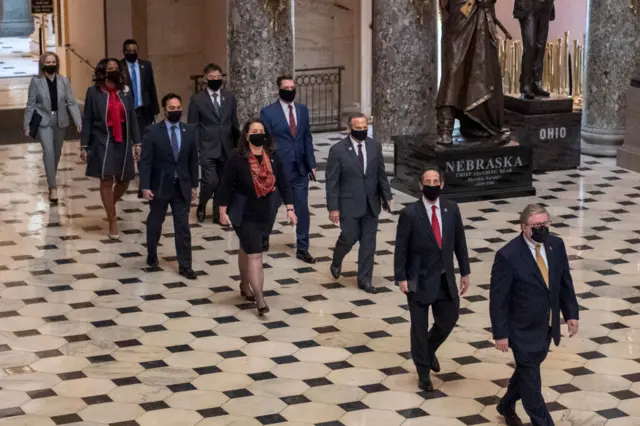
[29,112,42,139]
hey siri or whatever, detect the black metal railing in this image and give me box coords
[190,66,344,132]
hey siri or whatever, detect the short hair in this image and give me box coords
[94,57,123,89]
[348,112,367,126]
[38,51,60,75]
[161,92,182,108]
[122,39,138,51]
[420,166,443,182]
[519,203,549,225]
[277,74,295,87]
[204,63,223,75]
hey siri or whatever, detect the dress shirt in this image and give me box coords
[46,75,58,112]
[524,234,548,269]
[280,100,297,126]
[127,60,143,109]
[350,136,367,174]
[165,120,182,152]
[207,87,221,108]
[423,197,442,237]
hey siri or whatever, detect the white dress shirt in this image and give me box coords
[350,136,367,174]
[280,100,297,125]
[524,235,548,269]
[207,87,221,108]
[423,197,442,237]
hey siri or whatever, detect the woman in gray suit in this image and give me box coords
[24,51,82,204]
[80,58,141,240]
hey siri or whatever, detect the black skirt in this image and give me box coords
[86,126,136,181]
[234,219,269,254]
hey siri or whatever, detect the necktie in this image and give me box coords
[357,143,364,171]
[170,125,179,162]
[535,244,549,287]
[130,64,139,108]
[431,205,442,249]
[288,105,296,137]
[212,93,221,116]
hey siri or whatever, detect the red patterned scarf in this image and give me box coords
[249,152,276,198]
[104,86,125,143]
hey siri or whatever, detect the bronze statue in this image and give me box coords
[436,0,509,145]
[514,0,555,99]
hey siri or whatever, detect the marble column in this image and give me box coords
[581,0,640,156]
[0,0,34,37]
[228,0,294,125]
[372,0,438,147]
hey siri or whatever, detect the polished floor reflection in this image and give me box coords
[0,133,639,426]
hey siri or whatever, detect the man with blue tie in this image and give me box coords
[490,204,579,426]
[260,75,316,263]
[140,93,199,280]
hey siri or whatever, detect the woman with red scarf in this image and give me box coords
[216,119,297,316]
[80,58,141,240]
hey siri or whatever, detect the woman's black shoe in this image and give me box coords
[257,304,270,316]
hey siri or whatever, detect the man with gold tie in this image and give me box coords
[490,204,579,426]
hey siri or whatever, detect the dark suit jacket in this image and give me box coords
[513,0,555,20]
[260,101,316,179]
[325,136,392,218]
[489,234,579,353]
[187,88,239,160]
[119,58,160,120]
[394,198,470,304]
[139,121,199,201]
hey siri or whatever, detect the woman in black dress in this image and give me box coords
[80,58,141,240]
[217,118,297,316]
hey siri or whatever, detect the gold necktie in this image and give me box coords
[536,244,549,287]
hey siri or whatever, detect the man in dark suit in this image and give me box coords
[120,39,160,137]
[394,166,470,391]
[140,93,199,280]
[188,63,239,224]
[261,75,316,264]
[325,113,392,294]
[514,0,555,99]
[490,203,579,426]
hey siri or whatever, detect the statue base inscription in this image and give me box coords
[392,133,535,203]
[505,110,581,172]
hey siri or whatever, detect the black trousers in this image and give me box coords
[332,206,378,284]
[408,275,460,381]
[146,181,192,268]
[519,9,552,88]
[199,157,226,218]
[500,335,554,426]
[135,107,153,198]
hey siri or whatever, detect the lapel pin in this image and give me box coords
[444,208,448,212]
[348,147,353,151]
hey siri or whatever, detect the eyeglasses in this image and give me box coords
[527,221,551,229]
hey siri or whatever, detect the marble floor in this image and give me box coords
[0,37,38,79]
[0,132,639,426]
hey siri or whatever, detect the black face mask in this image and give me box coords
[43,65,56,74]
[124,53,138,63]
[207,79,222,91]
[249,133,267,147]
[422,185,442,202]
[530,226,550,244]
[351,129,367,142]
[166,110,182,123]
[279,88,296,103]
[106,70,121,84]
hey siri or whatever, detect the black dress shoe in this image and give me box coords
[418,376,434,392]
[296,251,316,264]
[532,82,551,97]
[497,404,523,426]
[358,282,377,294]
[431,354,441,373]
[520,85,535,100]
[330,262,341,279]
[196,205,206,223]
[147,256,158,268]
[179,267,197,280]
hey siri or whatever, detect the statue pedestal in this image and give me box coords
[392,133,535,203]
[504,95,580,172]
[617,78,640,172]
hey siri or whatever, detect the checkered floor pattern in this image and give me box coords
[0,131,639,426]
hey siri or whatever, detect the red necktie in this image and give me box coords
[431,205,442,249]
[289,105,296,137]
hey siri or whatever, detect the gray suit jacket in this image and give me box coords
[325,136,392,219]
[23,74,82,132]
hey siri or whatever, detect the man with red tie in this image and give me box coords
[394,166,471,391]
[260,75,316,263]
